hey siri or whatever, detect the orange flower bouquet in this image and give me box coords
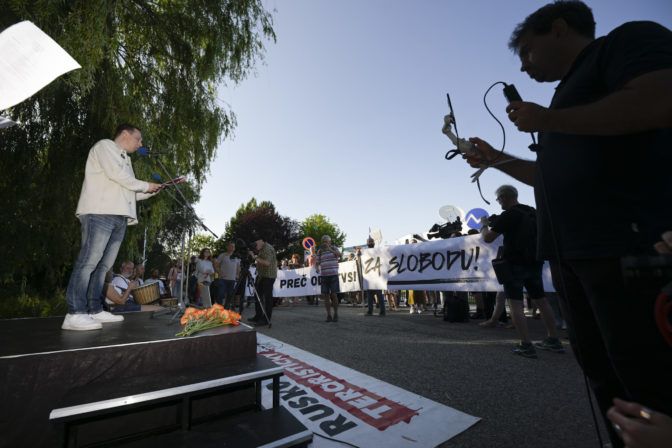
[176,304,242,337]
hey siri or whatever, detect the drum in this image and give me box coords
[160,297,178,307]
[132,282,160,304]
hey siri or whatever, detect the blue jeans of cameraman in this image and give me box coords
[66,214,127,315]
[366,290,385,315]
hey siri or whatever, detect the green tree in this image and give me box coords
[0,1,275,310]
[223,198,299,261]
[299,214,347,252]
[190,234,218,258]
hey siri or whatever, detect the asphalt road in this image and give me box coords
[250,300,611,448]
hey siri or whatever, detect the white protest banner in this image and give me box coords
[274,267,320,297]
[257,334,479,448]
[335,260,361,293]
[272,262,363,297]
[360,235,554,292]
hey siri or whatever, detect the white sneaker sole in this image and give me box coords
[62,322,102,331]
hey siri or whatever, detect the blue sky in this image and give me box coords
[193,0,672,247]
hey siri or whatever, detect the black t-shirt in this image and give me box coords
[536,21,672,260]
[491,204,540,266]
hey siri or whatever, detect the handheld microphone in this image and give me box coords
[502,83,541,152]
[137,147,168,156]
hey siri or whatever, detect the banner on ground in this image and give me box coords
[257,334,479,448]
[269,236,553,296]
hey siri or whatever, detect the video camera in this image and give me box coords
[427,217,463,240]
[234,238,257,267]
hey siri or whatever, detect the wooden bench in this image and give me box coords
[50,356,285,447]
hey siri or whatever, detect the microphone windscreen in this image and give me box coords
[137,147,149,156]
[152,173,162,182]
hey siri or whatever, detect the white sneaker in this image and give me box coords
[90,310,124,323]
[409,307,415,314]
[62,314,103,331]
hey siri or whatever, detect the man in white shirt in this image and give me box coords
[62,124,162,331]
[215,242,240,309]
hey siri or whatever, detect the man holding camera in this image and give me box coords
[248,238,277,325]
[480,185,562,358]
[460,2,672,445]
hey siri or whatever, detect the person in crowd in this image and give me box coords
[385,289,399,311]
[306,246,319,305]
[215,242,240,309]
[167,259,182,299]
[362,236,385,317]
[133,262,145,286]
[248,237,277,325]
[145,268,168,297]
[316,235,341,322]
[407,239,426,314]
[62,123,161,331]
[458,2,672,444]
[480,185,562,358]
[195,248,215,286]
[106,261,139,310]
[480,291,509,328]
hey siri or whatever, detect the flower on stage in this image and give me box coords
[176,304,242,336]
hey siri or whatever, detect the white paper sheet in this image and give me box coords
[0,21,81,111]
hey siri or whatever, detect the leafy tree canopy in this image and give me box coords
[223,198,299,261]
[300,214,346,250]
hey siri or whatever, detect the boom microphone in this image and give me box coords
[137,147,167,156]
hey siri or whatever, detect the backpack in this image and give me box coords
[443,292,469,322]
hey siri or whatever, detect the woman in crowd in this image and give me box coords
[167,259,182,298]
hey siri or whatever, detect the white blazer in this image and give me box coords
[75,139,154,225]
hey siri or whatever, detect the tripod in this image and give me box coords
[234,262,272,328]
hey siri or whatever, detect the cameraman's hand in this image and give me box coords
[506,101,551,132]
[442,115,455,137]
[465,138,498,167]
[653,231,672,254]
[480,216,489,228]
[607,398,672,448]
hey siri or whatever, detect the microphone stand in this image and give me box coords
[149,156,218,322]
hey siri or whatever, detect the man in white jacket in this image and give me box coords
[62,124,162,331]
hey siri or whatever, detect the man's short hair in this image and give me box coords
[114,123,141,138]
[120,261,134,271]
[496,185,519,199]
[321,235,331,242]
[509,1,595,53]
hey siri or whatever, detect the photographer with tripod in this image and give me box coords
[247,238,277,326]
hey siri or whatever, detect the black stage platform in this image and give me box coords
[0,312,260,447]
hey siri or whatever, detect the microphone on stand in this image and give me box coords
[137,147,168,156]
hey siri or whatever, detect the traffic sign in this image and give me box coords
[302,237,316,250]
[464,208,489,230]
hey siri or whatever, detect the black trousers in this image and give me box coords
[550,257,672,448]
[254,276,275,322]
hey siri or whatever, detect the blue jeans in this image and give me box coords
[367,290,385,315]
[216,279,236,308]
[66,214,127,314]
